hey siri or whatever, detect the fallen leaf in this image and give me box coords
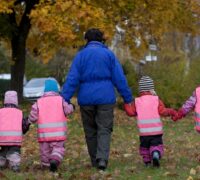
[190,168,196,175]
[123,154,132,158]
[163,172,171,176]
[33,160,40,165]
[163,172,178,177]
[147,176,152,180]
[126,166,137,173]
[196,165,200,172]
[187,176,193,180]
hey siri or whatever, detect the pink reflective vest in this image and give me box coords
[37,96,67,142]
[135,95,163,136]
[194,87,200,132]
[0,108,23,146]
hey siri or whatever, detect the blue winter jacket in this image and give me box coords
[61,41,133,105]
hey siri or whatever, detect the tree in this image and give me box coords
[0,0,112,100]
[0,0,40,100]
[0,0,199,100]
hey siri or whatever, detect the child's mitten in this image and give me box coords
[172,109,185,121]
[172,113,179,121]
[177,108,185,118]
[168,109,177,117]
[124,102,135,116]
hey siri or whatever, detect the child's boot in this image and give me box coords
[140,147,151,167]
[0,156,7,170]
[11,165,20,172]
[152,151,160,167]
[145,161,151,167]
[7,152,21,172]
[50,160,59,172]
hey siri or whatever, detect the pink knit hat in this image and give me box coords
[4,91,18,106]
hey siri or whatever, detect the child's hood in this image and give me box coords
[4,91,18,106]
[42,91,59,97]
[139,91,157,97]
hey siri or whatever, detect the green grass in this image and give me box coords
[1,107,200,180]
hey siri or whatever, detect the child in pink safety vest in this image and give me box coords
[0,91,30,172]
[28,79,74,172]
[172,86,200,132]
[124,76,177,167]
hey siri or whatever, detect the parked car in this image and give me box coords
[0,74,27,85]
[23,77,60,100]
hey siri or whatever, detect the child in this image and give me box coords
[124,76,177,167]
[28,79,73,172]
[0,91,30,172]
[172,86,200,130]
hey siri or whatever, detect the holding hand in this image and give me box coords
[172,109,185,121]
[168,109,177,117]
[124,102,135,116]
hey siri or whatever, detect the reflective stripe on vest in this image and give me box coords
[0,108,23,146]
[0,140,21,143]
[0,131,22,136]
[38,131,66,138]
[139,126,163,133]
[137,118,161,125]
[135,95,163,136]
[37,96,67,141]
[38,122,67,129]
[194,87,200,131]
[196,122,200,127]
[194,112,200,118]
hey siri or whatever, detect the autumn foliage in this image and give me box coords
[0,0,199,62]
[0,0,199,99]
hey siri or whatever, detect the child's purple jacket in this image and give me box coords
[182,91,197,115]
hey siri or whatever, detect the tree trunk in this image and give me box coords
[10,35,26,101]
[9,0,39,102]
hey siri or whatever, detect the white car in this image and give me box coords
[0,73,27,85]
[0,73,27,97]
[23,77,60,100]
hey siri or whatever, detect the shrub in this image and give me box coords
[123,52,200,108]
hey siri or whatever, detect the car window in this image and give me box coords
[26,79,46,88]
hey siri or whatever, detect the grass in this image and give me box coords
[1,104,200,180]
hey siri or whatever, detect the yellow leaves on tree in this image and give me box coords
[0,0,14,14]
[0,0,199,63]
[28,0,114,63]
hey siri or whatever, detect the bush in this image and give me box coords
[123,51,200,108]
[142,53,200,108]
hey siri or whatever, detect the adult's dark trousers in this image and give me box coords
[80,104,114,166]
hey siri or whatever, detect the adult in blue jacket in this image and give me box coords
[62,28,133,170]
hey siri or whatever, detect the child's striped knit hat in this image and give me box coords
[139,76,154,93]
